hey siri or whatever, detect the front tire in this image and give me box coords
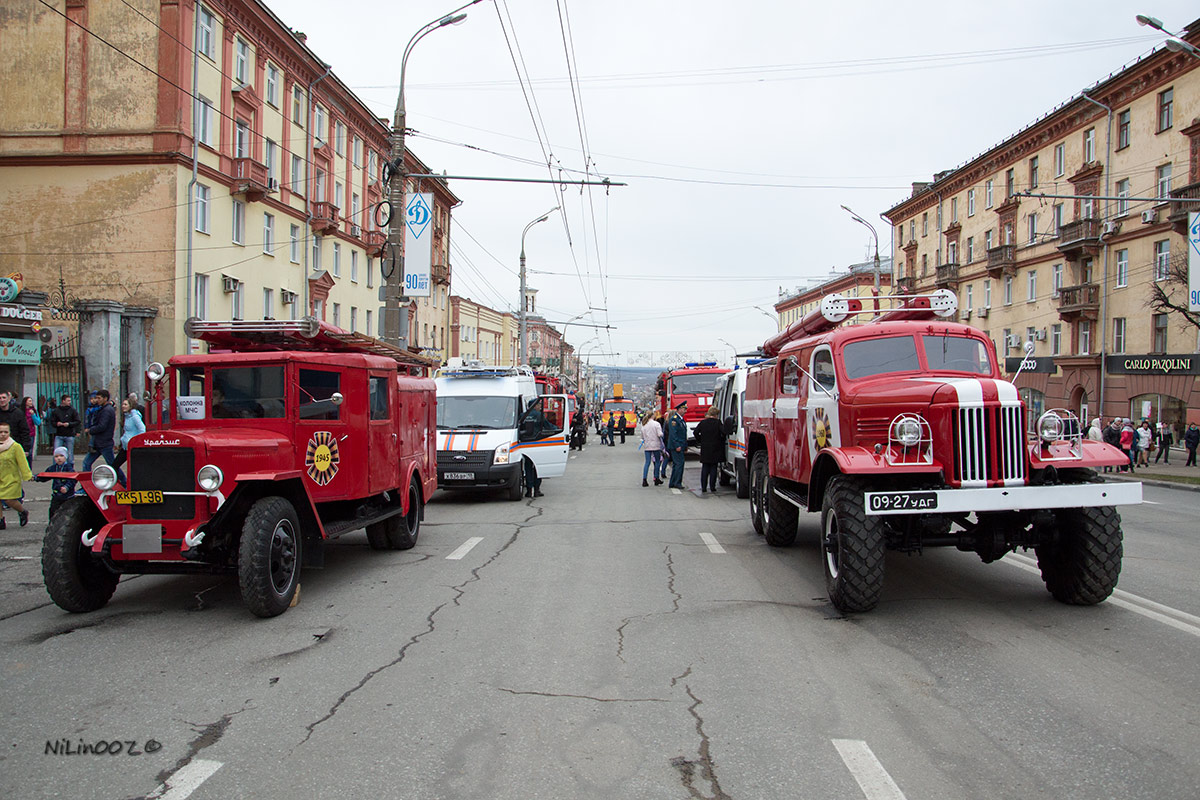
[735,459,750,499]
[239,496,302,618]
[41,496,119,613]
[506,468,524,501]
[385,477,422,550]
[749,451,768,536]
[1036,506,1122,605]
[821,476,886,612]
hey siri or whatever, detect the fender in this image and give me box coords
[821,445,946,475]
[1028,439,1129,469]
[215,476,326,568]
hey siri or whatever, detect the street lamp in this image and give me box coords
[841,204,881,294]
[753,305,779,330]
[719,337,738,368]
[385,0,481,347]
[557,310,591,384]
[1136,14,1200,57]
[519,207,558,365]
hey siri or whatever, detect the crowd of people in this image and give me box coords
[1088,417,1200,472]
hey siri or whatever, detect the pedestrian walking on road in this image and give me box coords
[666,401,688,489]
[1119,419,1135,473]
[1185,423,1200,467]
[0,421,32,529]
[0,391,31,470]
[47,393,81,468]
[1155,422,1174,464]
[639,410,664,486]
[616,413,628,444]
[35,447,76,521]
[1136,421,1153,468]
[694,405,726,494]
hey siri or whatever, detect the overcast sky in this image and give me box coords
[281,0,1196,367]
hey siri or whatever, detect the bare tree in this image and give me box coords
[1147,252,1200,332]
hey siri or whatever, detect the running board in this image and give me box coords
[772,485,806,508]
[322,504,404,539]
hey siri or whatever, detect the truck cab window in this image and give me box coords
[813,350,836,392]
[369,376,389,421]
[299,369,341,420]
[211,366,285,418]
[781,358,800,395]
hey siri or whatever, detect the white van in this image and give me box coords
[713,364,752,498]
[434,363,569,500]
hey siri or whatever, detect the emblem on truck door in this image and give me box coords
[811,407,831,449]
[306,431,340,485]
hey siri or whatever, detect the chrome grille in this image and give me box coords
[437,451,492,470]
[953,405,1025,486]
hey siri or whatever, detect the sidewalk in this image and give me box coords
[1103,445,1200,493]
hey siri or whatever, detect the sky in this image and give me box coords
[280,0,1197,367]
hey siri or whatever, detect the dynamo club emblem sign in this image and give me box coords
[403,192,433,298]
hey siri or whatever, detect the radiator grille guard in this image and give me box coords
[129,447,197,520]
[952,404,1026,487]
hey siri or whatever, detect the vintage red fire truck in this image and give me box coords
[655,362,730,443]
[41,318,439,618]
[743,290,1140,612]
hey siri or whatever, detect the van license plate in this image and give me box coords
[115,490,164,505]
[443,472,474,480]
[866,491,937,512]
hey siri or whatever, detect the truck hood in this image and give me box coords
[134,428,293,468]
[847,376,1019,408]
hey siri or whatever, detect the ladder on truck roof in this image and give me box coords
[761,290,959,357]
[183,317,441,370]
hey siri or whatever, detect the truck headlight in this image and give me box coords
[197,464,224,491]
[146,361,166,382]
[1037,411,1064,443]
[493,443,511,465]
[895,418,923,447]
[92,464,118,492]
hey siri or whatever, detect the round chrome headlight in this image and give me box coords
[92,464,118,492]
[146,361,166,382]
[1037,412,1064,443]
[197,464,224,492]
[895,418,923,447]
[493,443,511,465]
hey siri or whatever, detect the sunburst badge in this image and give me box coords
[812,408,831,449]
[305,431,340,485]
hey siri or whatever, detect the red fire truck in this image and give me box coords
[41,318,439,617]
[656,362,730,443]
[743,291,1140,612]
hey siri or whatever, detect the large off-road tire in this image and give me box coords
[749,451,768,536]
[735,459,750,499]
[1036,506,1122,605]
[821,476,886,613]
[506,468,524,501]
[764,476,799,547]
[365,519,390,550]
[386,477,422,550]
[238,496,302,618]
[41,496,119,613]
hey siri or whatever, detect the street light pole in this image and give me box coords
[385,0,480,347]
[558,310,589,386]
[841,204,881,295]
[1136,14,1200,56]
[519,207,558,365]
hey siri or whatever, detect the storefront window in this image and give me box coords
[1019,387,1045,419]
[1129,393,1185,436]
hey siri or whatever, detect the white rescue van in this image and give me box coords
[713,362,759,499]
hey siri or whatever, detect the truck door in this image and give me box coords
[296,366,352,501]
[805,346,840,473]
[774,355,802,478]
[368,371,398,494]
[517,394,568,478]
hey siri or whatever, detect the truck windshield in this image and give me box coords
[842,336,921,379]
[672,374,720,394]
[437,396,518,429]
[212,366,286,418]
[922,335,993,375]
[604,401,633,414]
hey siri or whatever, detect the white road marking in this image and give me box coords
[698,532,725,554]
[5,556,34,560]
[1141,500,1160,505]
[147,759,222,800]
[671,488,682,495]
[1003,553,1200,639]
[832,739,907,800]
[446,537,484,561]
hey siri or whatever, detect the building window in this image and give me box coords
[966,236,974,263]
[266,64,279,107]
[365,309,373,336]
[1051,323,1061,355]
[985,179,994,208]
[1081,194,1094,220]
[1004,275,1013,305]
[367,257,374,288]
[1029,156,1039,189]
[1053,143,1065,177]
[231,281,244,320]
[235,120,249,158]
[984,279,991,308]
[1113,318,1126,354]
[332,242,341,277]
[1079,320,1092,355]
[985,229,993,251]
[333,303,341,328]
[368,150,378,182]
[197,5,215,59]
[908,220,915,242]
[1052,203,1063,234]
[965,284,973,310]
[293,85,304,125]
[314,105,326,142]
[262,213,274,254]
[195,274,208,318]
[947,241,958,264]
[922,213,928,237]
[351,193,360,229]
[1028,213,1038,245]
[353,137,363,167]
[1116,178,1130,216]
[197,97,215,146]
[350,306,357,333]
[335,121,346,155]
[1117,109,1130,149]
[1004,223,1014,246]
[291,155,304,194]
[334,181,343,213]
[1005,168,1015,198]
[232,200,245,245]
[1002,328,1012,351]
[314,167,325,202]
[1158,88,1173,132]
[264,139,277,186]
[1156,164,1172,200]
[234,38,249,84]
[951,197,958,223]
[967,189,976,217]
[290,224,300,263]
[1027,269,1037,302]
[1115,249,1128,287]
[921,254,927,275]
[263,288,274,319]
[351,250,358,283]
[195,184,210,233]
[1152,313,1168,352]
[1083,128,1096,162]
[1154,240,1170,280]
[312,235,322,270]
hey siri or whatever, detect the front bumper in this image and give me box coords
[863,481,1142,516]
[437,460,520,490]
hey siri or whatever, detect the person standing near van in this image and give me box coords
[666,401,688,489]
[693,405,726,494]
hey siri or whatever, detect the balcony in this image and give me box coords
[1169,181,1200,235]
[431,263,450,285]
[894,275,916,294]
[1056,282,1100,321]
[1056,218,1101,261]
[310,201,338,234]
[363,230,386,256]
[231,157,270,201]
[934,262,959,288]
[986,245,1016,278]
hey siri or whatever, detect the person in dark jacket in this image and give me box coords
[1185,423,1200,467]
[605,413,616,447]
[0,390,31,458]
[47,393,81,468]
[693,405,726,494]
[666,401,689,488]
[616,413,629,444]
[1102,418,1122,473]
[81,389,123,484]
[36,447,77,520]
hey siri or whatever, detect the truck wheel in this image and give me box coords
[719,469,731,486]
[41,496,119,613]
[749,451,768,536]
[507,468,524,501]
[365,519,390,550]
[735,460,750,499]
[1036,506,1122,605]
[765,476,799,547]
[821,476,886,612]
[386,477,422,550]
[238,496,302,618]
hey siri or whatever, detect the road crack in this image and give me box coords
[153,704,249,787]
[496,687,667,703]
[670,685,731,800]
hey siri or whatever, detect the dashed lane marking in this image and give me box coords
[1141,500,1160,505]
[832,739,907,800]
[671,488,682,496]
[147,759,223,800]
[446,537,484,561]
[698,532,725,554]
[1004,553,1200,639]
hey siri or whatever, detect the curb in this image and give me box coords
[1105,472,1200,493]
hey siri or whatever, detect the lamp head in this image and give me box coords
[1136,14,1164,29]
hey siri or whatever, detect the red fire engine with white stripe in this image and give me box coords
[656,361,730,443]
[743,290,1140,612]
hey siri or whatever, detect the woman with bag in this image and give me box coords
[109,398,145,485]
[639,410,665,486]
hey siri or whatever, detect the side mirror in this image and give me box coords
[331,392,344,406]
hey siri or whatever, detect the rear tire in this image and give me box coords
[764,476,799,547]
[386,477,422,550]
[749,451,768,536]
[506,468,524,501]
[1036,506,1122,605]
[238,496,302,618]
[735,459,749,499]
[821,476,886,612]
[41,496,119,613]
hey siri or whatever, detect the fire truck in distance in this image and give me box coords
[743,290,1140,613]
[601,383,637,430]
[41,318,439,618]
[656,362,730,443]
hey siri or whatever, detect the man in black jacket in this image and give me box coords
[47,394,81,468]
[81,389,123,484]
[0,391,30,456]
